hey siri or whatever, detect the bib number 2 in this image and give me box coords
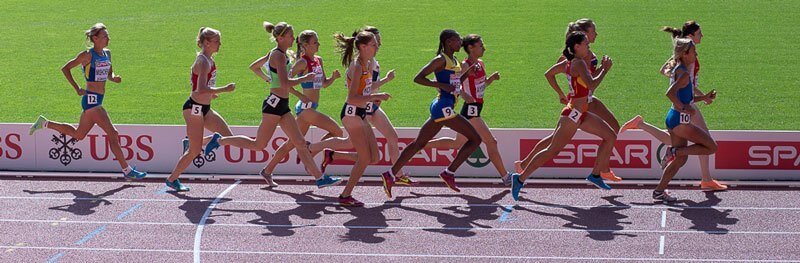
[568,109,583,123]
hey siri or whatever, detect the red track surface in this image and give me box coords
[1,176,799,262]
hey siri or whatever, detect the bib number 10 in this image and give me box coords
[679,113,691,124]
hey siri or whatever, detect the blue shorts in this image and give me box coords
[294,101,319,116]
[365,101,380,116]
[429,98,457,122]
[81,91,104,111]
[665,108,691,130]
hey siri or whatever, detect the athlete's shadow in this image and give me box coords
[23,184,145,216]
[516,195,636,241]
[214,189,335,237]
[633,191,738,234]
[167,191,232,225]
[385,190,508,238]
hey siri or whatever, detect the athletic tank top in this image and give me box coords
[433,54,461,101]
[190,54,216,91]
[83,49,111,82]
[462,59,487,103]
[299,55,324,89]
[565,60,590,100]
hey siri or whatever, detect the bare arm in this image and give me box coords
[61,51,90,95]
[544,60,568,104]
[346,62,389,104]
[573,58,609,90]
[106,51,122,83]
[372,69,394,90]
[413,56,451,91]
[194,56,233,95]
[249,55,272,83]
[665,68,691,112]
[272,52,314,89]
[319,57,340,88]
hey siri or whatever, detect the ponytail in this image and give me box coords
[335,30,376,67]
[563,31,586,61]
[437,29,460,55]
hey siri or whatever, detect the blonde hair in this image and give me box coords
[663,38,694,73]
[85,23,107,48]
[263,21,293,41]
[295,30,318,59]
[565,18,594,37]
[196,27,221,48]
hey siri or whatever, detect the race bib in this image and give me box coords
[344,104,357,117]
[679,112,691,124]
[467,105,479,117]
[266,94,280,108]
[442,107,455,118]
[366,102,375,113]
[87,94,98,105]
[475,79,486,98]
[449,74,461,89]
[208,71,217,87]
[312,66,324,89]
[300,102,313,110]
[94,61,110,82]
[191,105,202,116]
[568,108,583,123]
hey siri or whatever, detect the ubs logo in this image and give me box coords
[49,134,82,166]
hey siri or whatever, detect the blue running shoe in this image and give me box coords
[166,179,190,192]
[315,175,342,188]
[511,173,524,201]
[204,133,221,156]
[124,167,147,179]
[586,174,612,190]
[502,172,513,186]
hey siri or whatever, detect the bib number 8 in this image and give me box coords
[679,113,691,124]
[568,109,582,123]
[87,94,98,105]
[345,105,357,117]
[266,94,280,108]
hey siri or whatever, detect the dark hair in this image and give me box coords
[565,18,594,37]
[662,20,700,38]
[437,29,460,55]
[334,30,375,67]
[461,34,482,54]
[362,26,380,35]
[563,31,587,61]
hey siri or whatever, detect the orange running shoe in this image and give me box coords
[619,115,643,134]
[700,180,728,191]
[600,171,622,182]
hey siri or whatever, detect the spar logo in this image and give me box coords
[49,134,82,166]
[47,133,154,166]
[716,141,800,170]
[0,133,23,160]
[330,137,460,166]
[518,139,651,168]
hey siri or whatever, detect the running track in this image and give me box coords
[1,176,799,262]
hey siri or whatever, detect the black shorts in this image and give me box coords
[460,102,484,119]
[340,103,367,120]
[262,93,291,116]
[183,97,211,116]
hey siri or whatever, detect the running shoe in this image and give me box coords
[700,180,728,191]
[166,179,190,192]
[438,170,460,192]
[204,133,221,156]
[511,173,524,201]
[124,167,147,180]
[29,115,47,135]
[394,172,419,186]
[338,195,365,207]
[653,190,677,203]
[600,170,622,182]
[315,174,342,189]
[660,147,676,170]
[586,174,612,190]
[320,149,334,174]
[182,138,189,153]
[380,171,394,198]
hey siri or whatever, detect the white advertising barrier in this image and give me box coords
[1,123,799,180]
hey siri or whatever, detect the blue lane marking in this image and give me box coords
[75,225,107,245]
[116,203,143,220]
[46,252,66,263]
[498,205,514,222]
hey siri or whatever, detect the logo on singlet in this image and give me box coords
[49,134,83,166]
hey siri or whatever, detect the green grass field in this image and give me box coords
[1,0,798,130]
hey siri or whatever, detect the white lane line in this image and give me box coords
[2,245,799,262]
[661,211,667,228]
[2,218,799,235]
[3,196,800,211]
[194,180,240,263]
[659,235,665,255]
